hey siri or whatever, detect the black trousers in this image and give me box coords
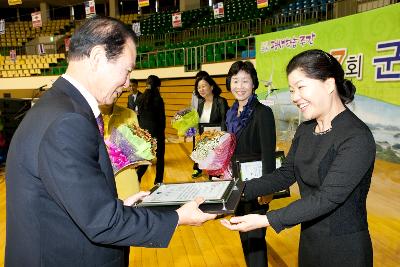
[236,200,269,267]
[137,135,165,184]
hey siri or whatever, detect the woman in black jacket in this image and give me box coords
[225,61,276,267]
[136,75,165,184]
[191,74,229,178]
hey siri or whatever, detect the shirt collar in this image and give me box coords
[62,74,100,117]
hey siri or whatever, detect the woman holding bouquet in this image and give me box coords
[137,75,166,184]
[225,61,276,267]
[191,74,229,178]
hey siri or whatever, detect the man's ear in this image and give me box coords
[89,45,107,72]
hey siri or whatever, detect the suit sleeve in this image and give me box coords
[258,106,276,175]
[266,133,375,233]
[158,97,166,131]
[38,113,178,247]
[220,97,229,131]
[127,95,134,110]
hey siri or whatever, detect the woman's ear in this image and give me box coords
[325,77,336,94]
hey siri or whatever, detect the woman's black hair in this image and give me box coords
[194,75,222,99]
[286,49,356,104]
[226,61,259,92]
[138,75,161,110]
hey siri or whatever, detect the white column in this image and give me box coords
[109,0,119,18]
[180,0,200,11]
[40,2,50,24]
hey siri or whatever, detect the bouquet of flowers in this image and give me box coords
[190,131,236,179]
[105,124,157,174]
[171,107,199,137]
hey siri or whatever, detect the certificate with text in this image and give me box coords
[138,180,234,206]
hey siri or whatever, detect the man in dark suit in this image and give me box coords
[127,78,141,112]
[5,16,215,267]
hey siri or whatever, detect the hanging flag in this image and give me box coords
[213,2,224,19]
[257,0,268,9]
[8,0,22,6]
[64,37,71,52]
[38,43,45,55]
[0,19,5,35]
[132,21,141,37]
[172,12,182,28]
[31,11,42,28]
[138,0,149,8]
[10,49,16,62]
[85,0,96,18]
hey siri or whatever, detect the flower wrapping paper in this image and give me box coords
[171,107,199,137]
[105,124,157,174]
[190,131,236,179]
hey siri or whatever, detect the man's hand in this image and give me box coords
[220,214,270,232]
[123,191,150,206]
[176,197,217,226]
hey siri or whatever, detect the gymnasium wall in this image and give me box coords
[255,3,400,164]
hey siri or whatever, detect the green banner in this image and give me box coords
[256,4,400,106]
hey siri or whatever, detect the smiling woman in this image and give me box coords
[221,50,375,267]
[225,60,276,267]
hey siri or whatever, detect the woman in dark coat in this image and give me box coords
[191,74,229,178]
[221,49,375,267]
[136,75,165,184]
[225,61,276,267]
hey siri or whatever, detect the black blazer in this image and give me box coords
[197,95,229,132]
[127,91,142,111]
[243,109,375,266]
[231,99,276,178]
[5,77,178,267]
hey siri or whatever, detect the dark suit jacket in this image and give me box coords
[127,91,142,111]
[231,99,276,180]
[5,77,178,267]
[197,95,229,132]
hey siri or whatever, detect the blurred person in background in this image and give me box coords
[136,75,166,184]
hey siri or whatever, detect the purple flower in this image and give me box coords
[185,127,197,137]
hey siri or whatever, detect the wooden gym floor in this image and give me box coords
[0,140,399,266]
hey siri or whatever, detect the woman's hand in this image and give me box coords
[123,191,150,206]
[220,214,270,232]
